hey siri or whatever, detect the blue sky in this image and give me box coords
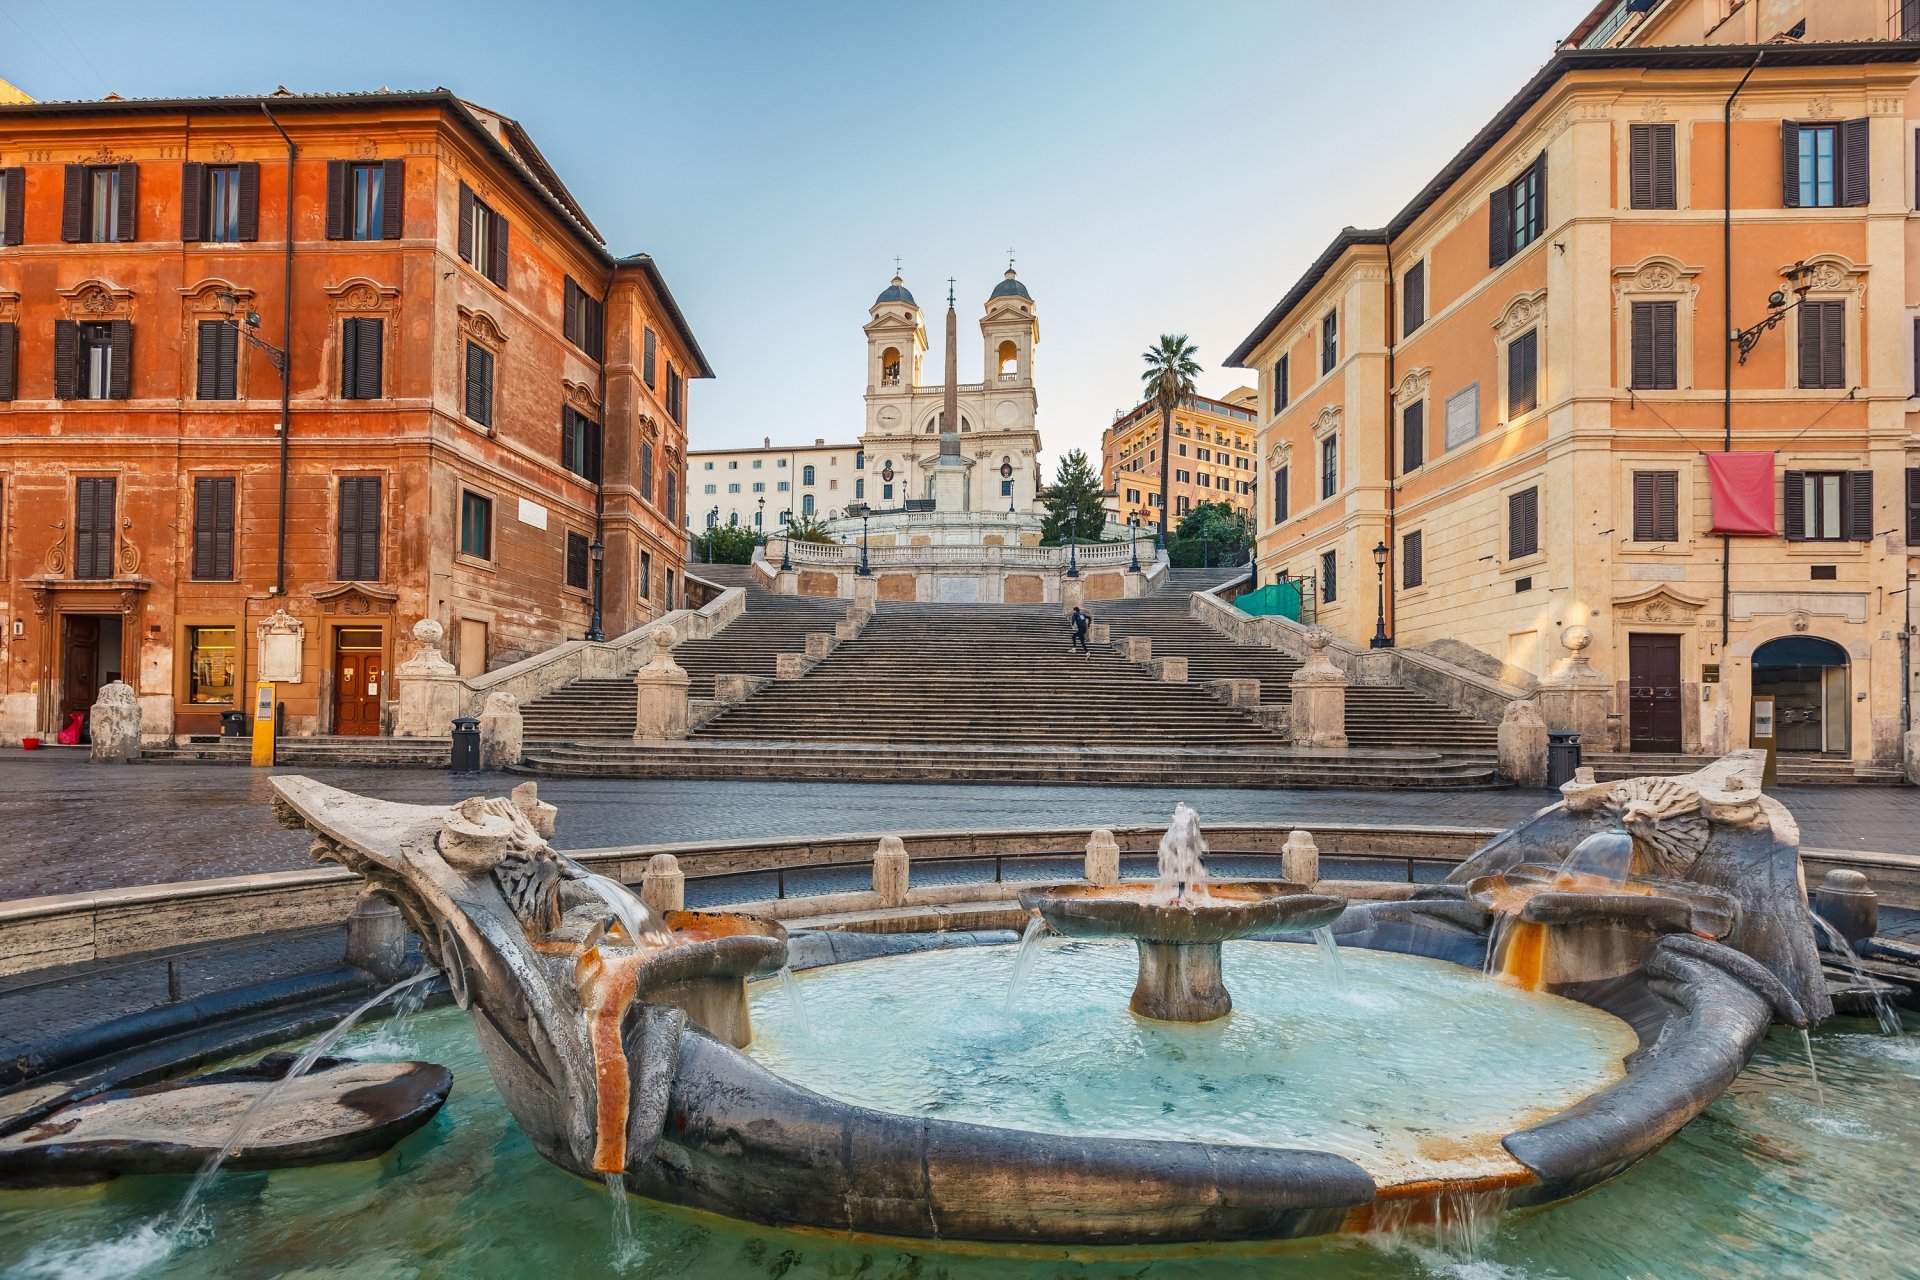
[2,0,1587,467]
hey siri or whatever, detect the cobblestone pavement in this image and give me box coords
[1,753,1911,901]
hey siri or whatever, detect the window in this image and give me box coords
[64,163,135,243]
[1489,153,1545,267]
[1508,487,1540,560]
[776,480,789,492]
[184,163,258,243]
[1784,469,1872,541]
[667,365,685,422]
[341,317,384,400]
[855,450,865,470]
[704,483,716,495]
[1632,470,1679,542]
[703,461,714,471]
[1175,495,1192,516]
[336,476,382,580]
[1320,550,1337,603]
[883,483,894,501]
[776,458,787,468]
[728,460,738,469]
[464,341,493,426]
[828,478,837,491]
[1797,300,1846,389]
[752,481,765,493]
[561,408,602,483]
[640,550,652,600]
[0,321,15,401]
[1271,355,1290,415]
[1402,400,1424,473]
[752,459,763,469]
[192,476,236,579]
[642,328,657,387]
[1178,444,1188,457]
[1783,120,1867,209]
[73,477,116,580]
[565,531,590,590]
[802,464,816,485]
[1403,261,1426,335]
[1630,302,1677,390]
[0,166,21,246]
[1272,464,1289,524]
[459,490,493,560]
[1629,124,1676,210]
[1175,469,1190,484]
[1001,479,1014,497]
[57,320,129,401]
[728,483,740,494]
[196,320,238,401]
[563,278,605,360]
[802,493,815,516]
[186,626,236,705]
[1907,467,1920,545]
[1508,329,1539,416]
[641,441,655,505]
[1445,383,1479,451]
[1398,530,1424,590]
[326,160,403,240]
[666,472,676,524]
[1319,435,1337,500]
[1320,311,1338,375]
[458,183,508,286]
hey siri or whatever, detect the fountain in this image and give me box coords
[1017,802,1347,1021]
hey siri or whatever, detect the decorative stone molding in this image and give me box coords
[562,378,599,415]
[178,278,254,312]
[1266,440,1292,470]
[1637,98,1669,122]
[311,581,398,616]
[0,289,19,324]
[1614,585,1708,624]
[1491,289,1547,340]
[458,305,508,350]
[398,618,455,677]
[117,517,140,575]
[257,609,306,683]
[1805,94,1838,120]
[1782,254,1866,294]
[56,279,134,320]
[324,276,401,314]
[1311,404,1342,439]
[42,522,67,576]
[1498,700,1548,788]
[1392,366,1432,404]
[1612,255,1701,297]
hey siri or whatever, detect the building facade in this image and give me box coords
[0,89,708,742]
[688,437,865,532]
[1229,26,1920,772]
[1102,388,1259,528]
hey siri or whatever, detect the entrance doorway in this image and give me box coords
[332,628,384,736]
[1627,632,1682,753]
[1753,636,1849,756]
[59,613,123,736]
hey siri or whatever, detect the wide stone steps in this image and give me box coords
[1580,750,1905,787]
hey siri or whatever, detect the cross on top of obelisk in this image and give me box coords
[947,277,956,307]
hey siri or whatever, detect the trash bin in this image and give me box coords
[1546,731,1581,790]
[450,716,481,773]
[219,709,248,738]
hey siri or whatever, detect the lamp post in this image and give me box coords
[858,511,871,576]
[1733,261,1816,365]
[1127,513,1141,574]
[1370,539,1393,649]
[1065,502,1081,578]
[756,496,765,541]
[586,538,606,641]
[779,507,793,572]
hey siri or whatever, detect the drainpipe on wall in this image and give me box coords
[260,102,296,599]
[1383,239,1397,645]
[1720,52,1763,651]
[589,279,611,639]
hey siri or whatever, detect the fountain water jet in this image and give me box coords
[1003,915,1049,1013]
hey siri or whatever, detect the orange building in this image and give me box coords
[0,89,708,742]
[1101,389,1259,528]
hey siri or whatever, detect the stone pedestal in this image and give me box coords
[932,460,969,513]
[1089,623,1111,645]
[1536,626,1613,751]
[775,653,812,680]
[478,691,524,770]
[805,632,836,659]
[1061,578,1086,612]
[852,576,879,608]
[633,631,691,741]
[642,853,686,915]
[873,835,909,907]
[713,674,768,705]
[1281,829,1319,886]
[344,888,412,982]
[87,680,141,763]
[1084,829,1120,886]
[393,619,465,738]
[1205,677,1259,707]
[1498,700,1549,788]
[1287,628,1348,749]
[1152,656,1188,683]
[1132,941,1230,1022]
[1121,636,1152,663]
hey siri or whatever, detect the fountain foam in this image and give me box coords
[1151,801,1210,906]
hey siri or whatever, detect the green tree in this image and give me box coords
[782,512,837,544]
[1140,333,1201,549]
[1039,449,1108,544]
[1172,500,1251,567]
[693,524,757,565]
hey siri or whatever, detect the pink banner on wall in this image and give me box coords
[1706,451,1776,536]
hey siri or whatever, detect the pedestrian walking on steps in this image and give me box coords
[1069,605,1092,658]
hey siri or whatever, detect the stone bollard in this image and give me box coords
[1497,700,1549,788]
[1121,636,1153,663]
[1287,627,1349,749]
[478,690,524,770]
[392,618,465,738]
[1811,868,1878,946]
[1061,578,1087,612]
[87,680,141,763]
[1281,829,1320,887]
[1906,729,1920,786]
[633,630,691,740]
[1084,828,1120,887]
[641,853,686,916]
[1205,677,1259,708]
[775,653,812,680]
[713,673,766,705]
[835,619,861,641]
[511,780,557,838]
[1090,622,1111,645]
[806,632,836,659]
[852,576,879,608]
[1152,656,1188,683]
[345,888,412,982]
[873,835,910,907]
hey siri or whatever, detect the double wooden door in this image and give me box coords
[332,630,384,736]
[1628,633,1682,754]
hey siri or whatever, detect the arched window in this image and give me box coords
[706,510,717,529]
[855,450,865,470]
[880,347,901,385]
[960,416,971,433]
[855,478,865,499]
[802,464,816,485]
[998,340,1018,379]
[802,493,815,516]
[728,511,738,526]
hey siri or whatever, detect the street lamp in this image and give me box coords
[779,507,793,572]
[585,538,606,641]
[1066,501,1081,578]
[756,496,765,539]
[1734,261,1816,365]
[858,511,871,576]
[1126,513,1141,574]
[1370,539,1393,649]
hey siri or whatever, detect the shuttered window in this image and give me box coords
[1320,311,1337,375]
[640,440,655,506]
[562,278,604,361]
[0,167,24,246]
[561,407,602,483]
[1402,262,1426,336]
[1320,550,1337,603]
[1782,120,1867,209]
[73,477,117,580]
[642,328,657,387]
[191,476,236,580]
[336,476,382,580]
[1630,301,1677,390]
[1632,470,1679,542]
[63,163,136,242]
[1797,301,1846,389]
[459,490,493,561]
[60,320,129,400]
[1402,530,1423,589]
[196,320,238,400]
[0,321,16,401]
[1508,328,1539,415]
[1319,435,1337,500]
[565,531,590,590]
[667,365,685,423]
[1507,487,1539,560]
[666,471,678,523]
[1402,400,1425,473]
[325,160,404,240]
[182,163,258,242]
[1782,469,1872,541]
[640,549,652,600]
[340,318,383,399]
[1272,464,1289,525]
[1489,153,1546,267]
[464,342,494,427]
[1906,467,1920,545]
[1273,354,1289,414]
[457,183,509,287]
[1628,124,1676,209]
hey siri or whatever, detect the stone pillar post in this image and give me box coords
[633,630,691,741]
[1287,627,1349,749]
[1152,656,1189,683]
[87,680,141,763]
[1121,636,1153,663]
[344,888,411,982]
[1905,729,1920,786]
[1061,577,1087,612]
[641,853,686,916]
[1281,829,1319,887]
[805,632,836,659]
[852,576,879,609]
[1536,626,1614,751]
[1497,700,1549,787]
[478,691,524,770]
[873,835,909,907]
[393,619,466,738]
[1084,828,1120,886]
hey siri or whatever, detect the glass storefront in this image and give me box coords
[187,625,237,704]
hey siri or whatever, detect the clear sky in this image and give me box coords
[2,0,1587,469]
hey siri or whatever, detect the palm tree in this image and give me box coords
[1141,334,1200,550]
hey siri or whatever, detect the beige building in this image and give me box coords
[687,437,865,534]
[1229,14,1920,775]
[1102,389,1259,528]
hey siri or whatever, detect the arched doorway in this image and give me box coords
[1752,636,1849,757]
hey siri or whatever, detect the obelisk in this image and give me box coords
[932,277,969,512]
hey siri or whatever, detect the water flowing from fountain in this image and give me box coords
[1483,913,1510,977]
[1799,1029,1824,1106]
[603,1172,645,1270]
[775,965,813,1042]
[1151,802,1210,906]
[347,968,438,1058]
[1553,829,1634,883]
[172,969,435,1233]
[1808,910,1904,1036]
[1312,926,1346,992]
[1003,916,1049,1013]
[579,873,671,945]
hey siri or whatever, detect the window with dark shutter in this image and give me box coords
[1843,469,1874,541]
[1320,311,1337,375]
[1508,328,1539,415]
[1320,549,1337,603]
[336,476,382,580]
[464,342,493,427]
[0,322,15,401]
[1632,470,1679,542]
[0,167,22,246]
[1403,262,1425,335]
[566,531,590,590]
[180,162,204,240]
[1783,468,1808,540]
[113,163,136,242]
[641,441,655,506]
[1273,464,1289,524]
[237,162,260,241]
[562,409,602,483]
[1491,153,1545,266]
[380,159,404,239]
[1320,434,1337,500]
[1630,301,1677,390]
[1629,124,1676,209]
[1785,121,1866,208]
[73,477,116,580]
[53,320,77,400]
[1403,530,1423,589]
[192,476,236,580]
[1507,486,1539,560]
[1907,467,1920,545]
[107,320,131,399]
[1797,301,1846,389]
[667,366,684,422]
[340,318,383,399]
[563,279,581,348]
[196,320,238,400]
[1402,400,1425,473]
[325,160,349,240]
[642,328,657,387]
[1273,354,1289,413]
[666,472,677,523]
[457,182,475,259]
[1841,117,1870,207]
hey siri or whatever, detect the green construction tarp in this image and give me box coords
[1235,581,1305,622]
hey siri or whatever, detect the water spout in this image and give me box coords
[1312,926,1346,993]
[579,872,672,945]
[604,1172,645,1270]
[776,965,813,1042]
[1554,829,1634,884]
[1003,915,1050,1013]
[1808,910,1904,1036]
[1799,1029,1824,1107]
[1151,802,1210,906]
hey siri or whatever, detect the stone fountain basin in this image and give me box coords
[1466,864,1736,939]
[1018,881,1348,944]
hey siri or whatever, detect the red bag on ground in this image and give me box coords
[55,711,84,745]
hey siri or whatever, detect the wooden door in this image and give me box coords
[332,644,383,736]
[60,616,101,723]
[1628,633,1682,753]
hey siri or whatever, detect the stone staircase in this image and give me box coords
[140,735,452,767]
[1580,750,1904,787]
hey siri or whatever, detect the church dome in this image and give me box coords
[874,275,916,307]
[989,268,1030,300]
